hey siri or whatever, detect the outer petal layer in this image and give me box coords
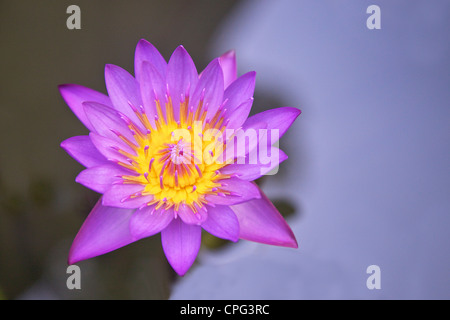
[242,107,302,145]
[102,184,152,209]
[231,186,298,248]
[75,164,131,193]
[68,199,136,264]
[59,84,112,131]
[161,218,202,276]
[89,132,135,164]
[60,135,106,168]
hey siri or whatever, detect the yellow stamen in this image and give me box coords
[119,97,229,212]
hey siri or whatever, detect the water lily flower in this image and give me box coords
[60,39,300,276]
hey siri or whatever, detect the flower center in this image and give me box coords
[114,95,231,212]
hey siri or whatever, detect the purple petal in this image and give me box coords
[191,58,224,120]
[230,186,298,248]
[138,61,166,124]
[176,203,208,225]
[218,50,237,89]
[60,135,107,168]
[205,177,261,206]
[166,45,198,121]
[222,71,256,115]
[201,205,239,242]
[83,101,137,146]
[221,147,288,181]
[242,107,302,145]
[223,97,254,129]
[89,132,136,164]
[104,64,144,127]
[134,39,167,81]
[161,218,202,276]
[59,84,112,131]
[68,199,136,264]
[75,163,130,193]
[129,205,174,241]
[102,184,152,209]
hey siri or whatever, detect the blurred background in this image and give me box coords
[1,0,449,299]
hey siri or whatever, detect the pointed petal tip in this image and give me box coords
[221,49,236,57]
[281,106,301,115]
[58,84,84,103]
[240,71,256,84]
[173,266,189,277]
[289,106,302,117]
[67,240,88,266]
[282,233,299,249]
[170,45,196,66]
[161,219,201,277]
[274,228,299,249]
[104,63,115,73]
[231,186,299,249]
[291,238,299,249]
[104,63,127,76]
[60,139,68,149]
[58,83,70,93]
[137,38,150,46]
[104,64,117,82]
[271,237,298,249]
[209,57,223,70]
[173,44,187,54]
[135,39,167,78]
[58,83,78,93]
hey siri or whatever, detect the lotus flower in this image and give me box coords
[60,39,300,276]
